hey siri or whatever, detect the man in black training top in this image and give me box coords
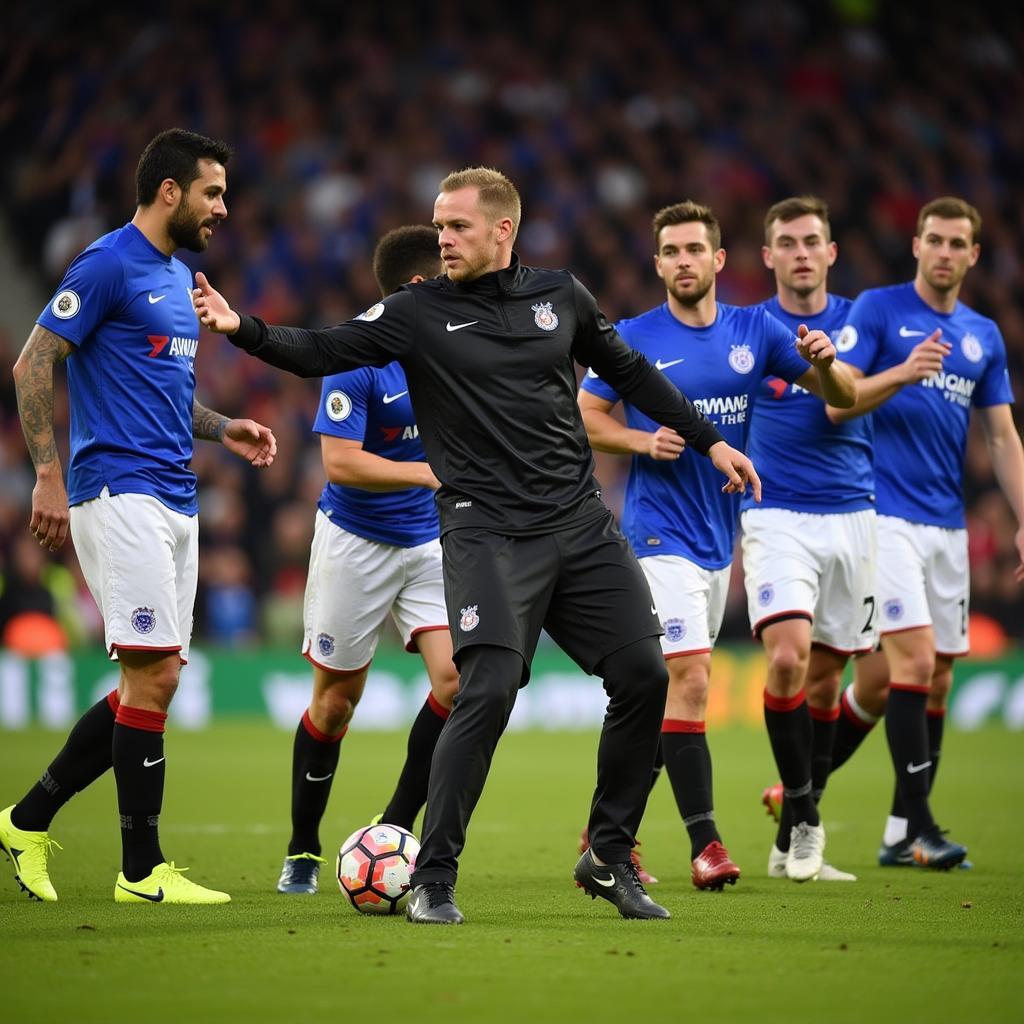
[194,167,760,925]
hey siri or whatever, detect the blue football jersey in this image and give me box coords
[581,302,810,569]
[839,282,1014,528]
[314,362,439,547]
[37,223,200,515]
[742,294,874,514]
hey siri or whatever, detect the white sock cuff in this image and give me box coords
[844,686,881,726]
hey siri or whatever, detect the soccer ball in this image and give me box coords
[336,823,420,914]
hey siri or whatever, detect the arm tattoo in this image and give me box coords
[13,325,72,470]
[193,398,228,441]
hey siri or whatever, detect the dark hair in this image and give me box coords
[764,195,831,244]
[916,196,981,244]
[652,201,721,251]
[372,225,442,296]
[135,129,233,207]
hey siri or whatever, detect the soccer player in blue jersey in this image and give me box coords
[578,201,856,886]
[829,197,1024,869]
[1,129,277,904]
[277,226,460,895]
[742,196,878,882]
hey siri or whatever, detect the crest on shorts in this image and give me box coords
[664,617,687,643]
[318,632,336,657]
[758,583,774,607]
[960,333,983,363]
[131,607,156,634]
[459,605,479,631]
[728,344,755,374]
[532,302,559,331]
[883,599,904,621]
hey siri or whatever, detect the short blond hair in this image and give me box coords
[440,167,521,241]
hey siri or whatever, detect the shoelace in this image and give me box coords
[286,853,327,864]
[623,860,649,896]
[422,881,455,907]
[27,835,63,861]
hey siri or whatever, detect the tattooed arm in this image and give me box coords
[13,325,74,550]
[194,397,278,468]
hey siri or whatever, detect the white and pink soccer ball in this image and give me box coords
[336,823,420,915]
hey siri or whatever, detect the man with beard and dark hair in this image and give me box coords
[1,129,277,905]
[579,200,856,887]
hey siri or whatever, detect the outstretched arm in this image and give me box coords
[577,390,686,460]
[193,398,277,468]
[978,404,1024,583]
[13,324,73,550]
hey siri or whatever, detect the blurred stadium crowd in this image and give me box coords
[0,0,1021,654]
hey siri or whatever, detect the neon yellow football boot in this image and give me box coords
[114,861,231,904]
[0,805,60,902]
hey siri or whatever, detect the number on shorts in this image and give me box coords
[958,597,967,636]
[861,595,876,634]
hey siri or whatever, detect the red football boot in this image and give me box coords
[579,828,659,885]
[691,840,741,890]
[762,782,784,823]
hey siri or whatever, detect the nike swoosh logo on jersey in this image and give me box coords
[655,358,685,370]
[305,771,333,782]
[117,883,165,902]
[898,326,926,338]
[143,756,165,768]
[592,873,617,888]
[446,321,479,332]
[382,391,408,404]
[148,293,166,304]
[906,760,932,774]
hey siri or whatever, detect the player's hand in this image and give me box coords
[795,324,836,369]
[899,330,950,384]
[645,426,686,461]
[223,419,277,468]
[29,470,70,551]
[193,272,241,335]
[708,440,761,501]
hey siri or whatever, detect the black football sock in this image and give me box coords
[13,691,119,831]
[113,705,167,881]
[287,710,345,857]
[926,707,945,795]
[764,689,818,828]
[661,721,720,858]
[809,704,838,804]
[830,686,879,774]
[381,694,450,831]
[649,741,664,796]
[884,685,935,839]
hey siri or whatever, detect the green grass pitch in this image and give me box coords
[1,722,1021,1023]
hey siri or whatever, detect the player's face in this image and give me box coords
[654,222,723,306]
[433,187,511,282]
[913,216,979,294]
[762,214,836,297]
[168,159,227,253]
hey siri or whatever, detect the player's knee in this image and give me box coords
[430,665,460,709]
[668,663,709,706]
[897,649,935,688]
[929,667,953,707]
[601,638,668,702]
[806,671,842,708]
[766,643,807,689]
[312,684,359,731]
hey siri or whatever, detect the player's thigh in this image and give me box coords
[391,538,449,652]
[924,528,969,657]
[174,510,199,662]
[740,507,820,637]
[544,512,661,674]
[813,509,877,656]
[876,515,932,636]
[303,514,402,671]
[70,488,191,659]
[642,554,730,656]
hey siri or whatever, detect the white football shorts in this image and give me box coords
[875,514,969,657]
[69,487,198,662]
[740,506,877,655]
[302,510,448,672]
[639,554,732,657]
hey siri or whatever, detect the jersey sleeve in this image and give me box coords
[232,288,417,378]
[36,246,124,347]
[836,292,883,375]
[578,364,622,404]
[973,326,1016,408]
[313,368,374,441]
[761,310,811,383]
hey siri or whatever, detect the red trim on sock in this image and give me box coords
[841,690,875,732]
[106,689,121,713]
[662,718,705,734]
[406,624,449,653]
[301,709,348,744]
[114,705,167,733]
[926,707,947,718]
[809,704,841,722]
[426,692,451,720]
[764,688,806,713]
[889,681,930,695]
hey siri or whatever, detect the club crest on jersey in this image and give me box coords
[961,333,983,363]
[325,390,352,422]
[356,302,385,322]
[317,632,336,658]
[884,599,904,621]
[758,583,774,607]
[131,607,156,634]
[459,605,479,632]
[51,290,80,319]
[532,302,559,331]
[664,618,687,643]
[728,344,754,374]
